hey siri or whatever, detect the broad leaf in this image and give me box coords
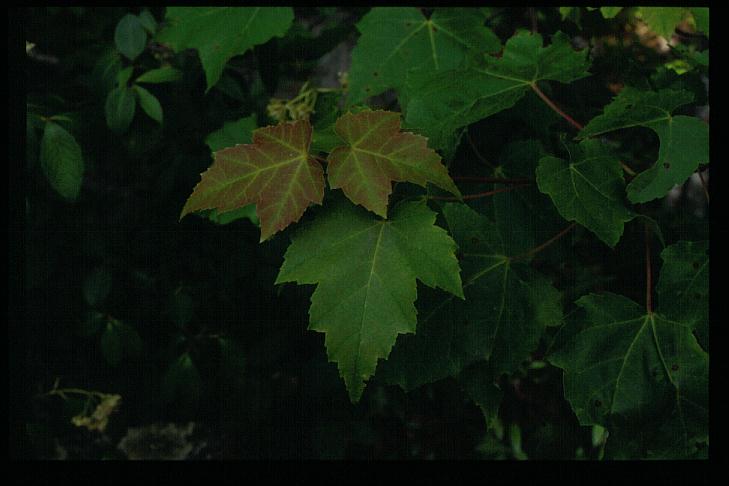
[105,86,136,134]
[39,122,84,201]
[548,292,708,459]
[181,120,324,241]
[327,110,460,217]
[276,199,463,402]
[403,31,591,153]
[656,240,708,349]
[578,87,708,204]
[347,7,500,104]
[377,203,560,392]
[156,7,294,90]
[114,14,147,61]
[536,139,632,247]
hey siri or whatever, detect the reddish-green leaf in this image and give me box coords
[180,120,324,241]
[327,110,460,217]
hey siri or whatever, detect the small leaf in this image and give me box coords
[599,7,623,19]
[204,115,256,152]
[79,311,105,337]
[39,122,84,201]
[327,110,460,217]
[135,67,182,84]
[138,9,157,34]
[536,139,632,247]
[181,120,324,242]
[105,86,136,134]
[168,290,195,327]
[83,267,112,307]
[133,85,163,123]
[276,199,463,402]
[116,66,134,87]
[156,7,294,90]
[161,353,201,407]
[101,322,123,366]
[114,14,147,61]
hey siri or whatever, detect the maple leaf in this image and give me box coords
[578,87,709,203]
[347,7,500,105]
[327,110,461,217]
[402,31,591,153]
[536,139,632,247]
[377,203,561,392]
[656,240,708,349]
[275,198,463,402]
[156,7,294,91]
[548,291,708,459]
[180,120,324,242]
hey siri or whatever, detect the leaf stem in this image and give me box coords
[530,82,638,176]
[530,82,584,131]
[429,184,531,201]
[511,222,576,261]
[452,176,532,184]
[645,223,653,314]
[466,129,495,170]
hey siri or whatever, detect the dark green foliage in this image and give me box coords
[18,6,708,460]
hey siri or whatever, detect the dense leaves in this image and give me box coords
[276,199,463,402]
[377,203,561,391]
[20,6,709,460]
[402,31,591,154]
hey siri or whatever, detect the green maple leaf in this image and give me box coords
[327,110,461,218]
[548,290,708,459]
[403,31,591,153]
[180,120,324,242]
[347,7,500,105]
[377,203,561,392]
[536,139,633,247]
[156,7,294,91]
[578,87,709,203]
[638,7,690,39]
[657,240,708,349]
[275,199,463,402]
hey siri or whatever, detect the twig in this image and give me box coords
[511,223,576,261]
[453,176,532,184]
[429,184,531,201]
[645,224,653,314]
[530,83,584,131]
[530,82,638,176]
[466,129,495,170]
